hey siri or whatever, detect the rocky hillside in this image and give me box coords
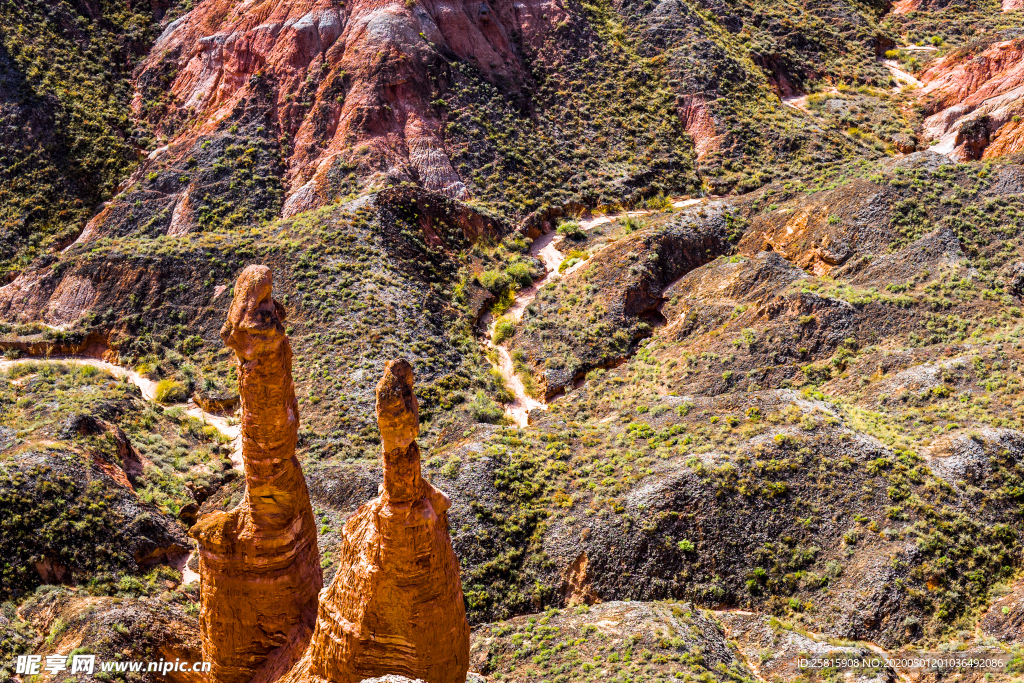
[2,0,1024,679]
[0,0,179,280]
[14,0,909,252]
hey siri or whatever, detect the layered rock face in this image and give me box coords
[191,265,322,683]
[281,359,469,683]
[921,38,1024,160]
[78,0,564,241]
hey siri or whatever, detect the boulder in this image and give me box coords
[192,389,240,413]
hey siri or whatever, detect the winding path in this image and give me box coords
[0,355,243,585]
[482,230,563,427]
[883,60,923,89]
[487,198,709,426]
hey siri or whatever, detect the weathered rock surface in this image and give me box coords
[0,446,190,596]
[59,413,146,491]
[921,37,1024,160]
[470,601,756,681]
[978,578,1024,645]
[192,389,241,413]
[191,265,322,683]
[84,0,565,241]
[718,611,894,683]
[14,586,204,683]
[281,358,469,683]
[736,177,894,276]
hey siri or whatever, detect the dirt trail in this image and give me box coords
[490,343,546,427]
[503,230,565,324]
[0,355,242,467]
[0,355,243,586]
[0,356,159,399]
[883,60,923,89]
[783,58,924,117]
[782,94,813,114]
[782,86,847,114]
[487,199,712,426]
[483,231,564,427]
[173,551,201,585]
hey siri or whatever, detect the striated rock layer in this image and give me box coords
[191,265,323,683]
[921,37,1024,160]
[281,359,469,683]
[71,0,566,243]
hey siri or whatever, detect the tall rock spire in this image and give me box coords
[280,359,470,683]
[191,265,323,683]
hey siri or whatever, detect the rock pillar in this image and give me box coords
[191,265,323,683]
[281,359,469,683]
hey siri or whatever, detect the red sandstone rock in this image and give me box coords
[677,96,724,159]
[280,359,469,683]
[190,265,322,683]
[889,0,921,13]
[920,38,1024,160]
[73,0,569,241]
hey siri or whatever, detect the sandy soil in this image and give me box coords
[883,60,923,89]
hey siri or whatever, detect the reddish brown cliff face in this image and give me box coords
[280,358,470,683]
[920,38,1024,160]
[74,0,566,242]
[190,265,323,683]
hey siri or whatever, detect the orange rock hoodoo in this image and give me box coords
[191,265,323,683]
[280,359,470,683]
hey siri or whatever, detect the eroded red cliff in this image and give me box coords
[73,0,567,242]
[920,38,1024,160]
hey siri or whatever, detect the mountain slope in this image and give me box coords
[0,0,176,278]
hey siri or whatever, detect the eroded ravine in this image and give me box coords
[482,230,563,427]
[486,199,707,426]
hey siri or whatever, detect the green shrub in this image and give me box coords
[469,391,505,424]
[441,456,463,478]
[644,193,672,210]
[134,359,159,378]
[559,250,588,273]
[491,288,515,317]
[154,380,187,404]
[493,318,516,344]
[620,216,645,233]
[181,335,204,355]
[557,220,585,240]
[504,261,536,289]
[490,368,515,404]
[478,269,510,294]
